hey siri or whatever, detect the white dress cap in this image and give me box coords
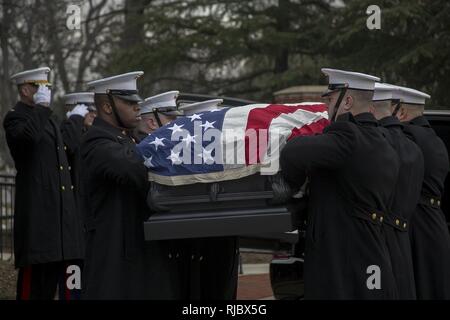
[373,83,402,102]
[321,68,380,95]
[139,91,179,115]
[10,67,51,86]
[87,71,144,102]
[396,86,430,105]
[64,92,95,105]
[179,99,224,116]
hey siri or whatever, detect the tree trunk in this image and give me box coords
[0,0,15,169]
[274,0,290,74]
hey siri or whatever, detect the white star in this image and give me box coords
[143,155,154,168]
[200,120,216,130]
[149,137,165,150]
[167,149,182,165]
[198,147,215,164]
[167,123,184,134]
[181,133,197,146]
[187,113,202,122]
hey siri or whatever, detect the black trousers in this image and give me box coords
[16,260,83,300]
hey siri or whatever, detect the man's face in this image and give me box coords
[325,90,340,118]
[159,113,177,127]
[84,111,96,127]
[114,97,141,129]
[141,113,176,133]
[19,83,39,104]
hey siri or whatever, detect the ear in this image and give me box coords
[342,95,353,111]
[148,117,159,131]
[397,106,408,121]
[20,85,30,98]
[101,102,113,115]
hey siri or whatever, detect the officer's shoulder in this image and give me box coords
[3,105,26,124]
[323,120,358,135]
[402,123,422,142]
[82,124,122,145]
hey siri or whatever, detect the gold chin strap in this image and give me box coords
[23,80,51,86]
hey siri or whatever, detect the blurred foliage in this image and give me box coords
[1,0,450,168]
[104,0,333,101]
[99,0,450,108]
[328,0,450,108]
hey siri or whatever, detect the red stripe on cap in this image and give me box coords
[21,266,32,300]
[244,104,327,164]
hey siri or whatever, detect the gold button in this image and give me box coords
[437,200,441,206]
[403,222,407,229]
[64,146,67,151]
[71,185,74,190]
[59,166,63,171]
[379,216,384,223]
[371,213,377,220]
[61,186,65,191]
[431,198,435,205]
[395,219,400,226]
[68,166,72,171]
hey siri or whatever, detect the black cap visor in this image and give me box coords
[107,89,142,103]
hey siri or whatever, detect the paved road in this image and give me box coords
[237,264,274,300]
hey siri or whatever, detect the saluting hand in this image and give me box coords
[33,85,51,107]
[66,104,89,119]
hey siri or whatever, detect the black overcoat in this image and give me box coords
[280,112,400,299]
[405,115,450,299]
[3,102,84,268]
[379,115,424,299]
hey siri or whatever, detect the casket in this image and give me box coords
[144,173,297,241]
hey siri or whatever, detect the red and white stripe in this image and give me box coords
[221,102,329,168]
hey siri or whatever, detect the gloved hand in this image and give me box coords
[66,104,89,119]
[33,85,51,107]
[146,183,170,213]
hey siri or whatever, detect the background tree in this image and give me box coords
[1,0,450,170]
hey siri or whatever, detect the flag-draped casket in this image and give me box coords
[136,102,329,240]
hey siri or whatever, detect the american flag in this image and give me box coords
[136,102,329,186]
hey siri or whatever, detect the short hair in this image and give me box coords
[373,100,392,110]
[402,103,425,110]
[94,94,110,112]
[348,89,374,104]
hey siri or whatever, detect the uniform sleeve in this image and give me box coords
[82,135,149,193]
[280,121,356,188]
[3,105,52,144]
[61,115,85,155]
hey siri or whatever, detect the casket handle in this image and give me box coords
[209,182,221,201]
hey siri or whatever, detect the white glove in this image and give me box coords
[33,85,51,107]
[66,104,89,119]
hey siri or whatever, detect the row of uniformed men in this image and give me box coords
[280,68,450,299]
[3,67,237,300]
[4,65,450,300]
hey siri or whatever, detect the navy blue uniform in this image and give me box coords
[405,115,450,299]
[379,115,424,299]
[281,112,400,299]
